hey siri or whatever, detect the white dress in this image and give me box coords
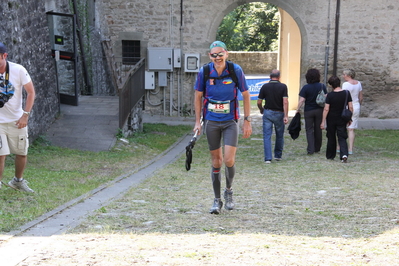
[342,81,362,129]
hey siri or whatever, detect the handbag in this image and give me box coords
[341,90,353,123]
[316,84,326,107]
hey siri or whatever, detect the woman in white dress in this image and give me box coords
[342,69,363,154]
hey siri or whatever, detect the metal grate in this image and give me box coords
[122,40,141,65]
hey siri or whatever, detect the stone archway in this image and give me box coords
[279,9,301,112]
[206,1,304,112]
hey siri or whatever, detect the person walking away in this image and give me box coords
[0,42,35,192]
[296,68,327,155]
[342,69,363,155]
[193,41,252,214]
[257,69,289,163]
[320,76,353,163]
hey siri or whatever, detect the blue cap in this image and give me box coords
[0,42,7,54]
[209,41,227,50]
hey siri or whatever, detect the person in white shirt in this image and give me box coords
[342,69,363,155]
[0,42,35,193]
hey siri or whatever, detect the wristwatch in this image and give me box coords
[23,111,30,116]
[244,116,252,122]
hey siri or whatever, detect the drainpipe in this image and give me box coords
[170,0,173,116]
[179,0,184,117]
[72,0,92,95]
[324,0,331,86]
[332,0,341,76]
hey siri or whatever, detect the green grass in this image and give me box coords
[0,123,192,232]
[4,127,399,265]
[1,127,398,237]
[70,129,399,239]
[356,130,399,157]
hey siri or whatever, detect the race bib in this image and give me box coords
[208,101,230,113]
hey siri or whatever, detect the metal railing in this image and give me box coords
[118,58,145,129]
[77,55,145,129]
[77,56,143,96]
[100,40,146,129]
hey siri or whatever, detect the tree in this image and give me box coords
[216,2,279,51]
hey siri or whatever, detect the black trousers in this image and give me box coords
[325,118,348,160]
[304,108,323,154]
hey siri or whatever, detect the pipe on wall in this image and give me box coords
[72,0,92,95]
[332,0,341,76]
[179,0,184,117]
[324,0,331,86]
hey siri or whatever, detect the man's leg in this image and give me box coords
[274,112,285,159]
[262,111,273,162]
[222,121,238,211]
[223,146,236,211]
[206,121,224,214]
[222,120,238,187]
[209,148,223,214]
[224,145,237,188]
[210,148,223,198]
[15,154,27,179]
[0,155,6,182]
[8,154,34,192]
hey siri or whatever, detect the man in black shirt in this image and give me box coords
[257,69,289,163]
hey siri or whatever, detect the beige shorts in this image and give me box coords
[0,122,29,156]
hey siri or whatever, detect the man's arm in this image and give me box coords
[257,99,264,114]
[23,81,35,112]
[193,90,203,135]
[241,90,252,139]
[16,81,35,129]
[283,97,289,124]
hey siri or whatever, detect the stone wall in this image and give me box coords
[2,0,399,127]
[121,98,144,137]
[0,0,65,140]
[97,0,399,118]
[228,52,277,75]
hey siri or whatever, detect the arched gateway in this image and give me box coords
[100,0,399,118]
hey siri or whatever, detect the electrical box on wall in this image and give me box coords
[184,53,200,72]
[147,47,173,72]
[145,71,155,90]
[173,49,181,68]
[158,71,168,87]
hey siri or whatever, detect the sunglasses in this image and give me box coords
[210,52,225,58]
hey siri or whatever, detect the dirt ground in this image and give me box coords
[15,229,399,266]
[15,131,399,266]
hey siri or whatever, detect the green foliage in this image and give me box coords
[217,2,279,51]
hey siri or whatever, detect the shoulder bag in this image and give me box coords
[316,83,326,107]
[341,90,353,123]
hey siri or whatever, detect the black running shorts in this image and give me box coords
[205,120,238,151]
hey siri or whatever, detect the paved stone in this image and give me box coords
[44,96,119,152]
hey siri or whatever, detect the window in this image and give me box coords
[122,40,141,65]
